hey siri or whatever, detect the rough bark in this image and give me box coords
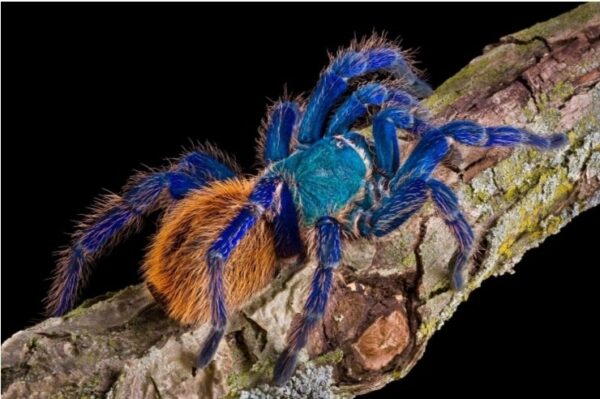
[2,4,599,398]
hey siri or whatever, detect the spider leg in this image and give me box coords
[427,179,474,289]
[357,178,429,237]
[177,149,238,191]
[257,100,304,257]
[324,83,419,137]
[262,100,302,163]
[46,149,237,317]
[372,107,418,177]
[196,175,282,370]
[297,42,432,147]
[273,183,303,258]
[325,80,434,176]
[273,216,341,385]
[390,121,567,189]
[439,120,567,150]
[359,120,566,287]
[357,178,473,289]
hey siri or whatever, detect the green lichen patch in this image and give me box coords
[463,169,502,218]
[313,349,344,366]
[509,3,600,43]
[496,166,573,260]
[65,286,142,319]
[425,41,545,115]
[494,149,546,202]
[225,359,275,398]
[548,80,576,104]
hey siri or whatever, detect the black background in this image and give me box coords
[2,3,598,397]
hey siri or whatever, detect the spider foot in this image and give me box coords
[194,327,225,371]
[273,349,298,386]
[451,252,469,291]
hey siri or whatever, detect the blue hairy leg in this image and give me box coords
[359,179,429,237]
[372,108,418,177]
[392,121,566,189]
[390,128,449,188]
[273,183,303,258]
[440,121,567,149]
[46,150,237,317]
[177,150,238,191]
[261,100,304,257]
[428,179,474,290]
[363,121,565,284]
[263,100,302,163]
[359,178,472,288]
[273,217,342,385]
[324,83,419,137]
[297,43,432,146]
[324,79,433,176]
[196,176,282,370]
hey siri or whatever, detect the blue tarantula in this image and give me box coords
[47,36,566,384]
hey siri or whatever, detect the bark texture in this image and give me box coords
[2,4,599,398]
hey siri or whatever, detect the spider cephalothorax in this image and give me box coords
[47,36,566,384]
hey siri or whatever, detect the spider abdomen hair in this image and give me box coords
[144,178,278,325]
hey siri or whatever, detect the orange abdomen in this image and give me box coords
[144,178,278,325]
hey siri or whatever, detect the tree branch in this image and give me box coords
[2,4,599,398]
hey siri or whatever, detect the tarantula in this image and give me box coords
[47,36,566,384]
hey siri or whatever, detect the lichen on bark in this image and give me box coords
[2,4,599,399]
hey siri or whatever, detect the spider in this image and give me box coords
[46,36,566,385]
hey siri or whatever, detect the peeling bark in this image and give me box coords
[2,4,599,398]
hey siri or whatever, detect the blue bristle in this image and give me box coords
[412,118,431,136]
[167,172,202,200]
[264,101,300,163]
[303,265,334,316]
[273,183,303,258]
[389,89,420,109]
[325,83,387,137]
[369,179,428,237]
[180,151,236,181]
[345,131,370,150]
[273,349,299,386]
[428,179,474,290]
[362,48,432,97]
[195,327,226,370]
[52,249,85,316]
[79,206,132,251]
[298,44,431,146]
[547,133,568,148]
[207,177,279,259]
[48,149,237,317]
[523,131,568,149]
[249,176,279,207]
[206,253,227,323]
[196,251,229,370]
[373,108,415,176]
[208,208,256,260]
[316,217,342,267]
[325,83,420,137]
[273,217,340,384]
[197,176,280,370]
[440,121,568,150]
[298,72,347,145]
[392,129,449,186]
[123,174,166,210]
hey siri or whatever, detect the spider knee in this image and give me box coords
[207,250,224,266]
